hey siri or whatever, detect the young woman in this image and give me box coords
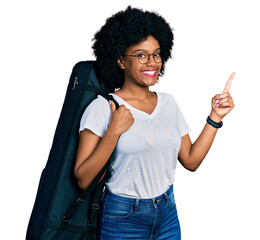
[74,7,235,239]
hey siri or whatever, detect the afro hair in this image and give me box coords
[92,6,174,92]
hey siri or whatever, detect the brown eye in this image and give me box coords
[154,53,161,62]
[137,53,147,59]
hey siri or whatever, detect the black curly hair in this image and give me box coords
[92,6,174,92]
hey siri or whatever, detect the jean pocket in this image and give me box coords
[103,198,133,219]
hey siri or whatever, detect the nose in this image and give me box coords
[146,54,156,66]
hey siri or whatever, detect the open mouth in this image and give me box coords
[141,69,157,77]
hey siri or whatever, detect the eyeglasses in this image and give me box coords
[125,52,162,64]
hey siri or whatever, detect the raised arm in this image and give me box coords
[74,101,134,190]
[178,73,235,171]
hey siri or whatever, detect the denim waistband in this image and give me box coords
[104,185,174,208]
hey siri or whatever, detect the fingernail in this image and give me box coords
[215,99,219,104]
[220,95,224,98]
[216,104,219,108]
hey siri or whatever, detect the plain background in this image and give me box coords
[1,0,259,239]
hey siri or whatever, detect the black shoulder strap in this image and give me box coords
[62,94,119,223]
[63,154,113,223]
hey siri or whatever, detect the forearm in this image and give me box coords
[188,111,221,170]
[75,127,120,190]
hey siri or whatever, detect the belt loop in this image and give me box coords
[164,192,169,205]
[134,199,139,212]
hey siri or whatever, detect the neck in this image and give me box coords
[118,82,153,100]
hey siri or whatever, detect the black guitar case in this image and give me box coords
[26,61,119,240]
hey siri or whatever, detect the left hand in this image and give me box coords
[210,72,235,122]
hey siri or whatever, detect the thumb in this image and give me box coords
[109,100,116,112]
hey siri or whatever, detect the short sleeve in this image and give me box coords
[176,102,191,137]
[79,95,111,137]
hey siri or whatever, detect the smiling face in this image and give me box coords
[118,35,162,88]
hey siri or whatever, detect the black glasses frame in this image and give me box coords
[125,53,162,64]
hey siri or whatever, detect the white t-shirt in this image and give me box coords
[79,92,191,199]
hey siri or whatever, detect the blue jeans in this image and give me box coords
[99,185,181,240]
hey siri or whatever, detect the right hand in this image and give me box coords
[108,101,134,136]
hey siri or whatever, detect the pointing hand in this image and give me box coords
[210,72,235,122]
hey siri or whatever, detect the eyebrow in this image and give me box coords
[131,48,161,54]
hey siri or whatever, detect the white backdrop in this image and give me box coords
[1,0,259,239]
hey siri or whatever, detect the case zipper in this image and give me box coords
[72,77,78,90]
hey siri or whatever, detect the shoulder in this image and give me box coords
[157,92,178,106]
[79,95,111,134]
[81,95,111,121]
[86,95,110,112]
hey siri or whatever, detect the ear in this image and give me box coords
[117,57,125,69]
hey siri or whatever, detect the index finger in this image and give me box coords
[223,72,235,93]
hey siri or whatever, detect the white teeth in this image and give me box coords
[143,70,156,74]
